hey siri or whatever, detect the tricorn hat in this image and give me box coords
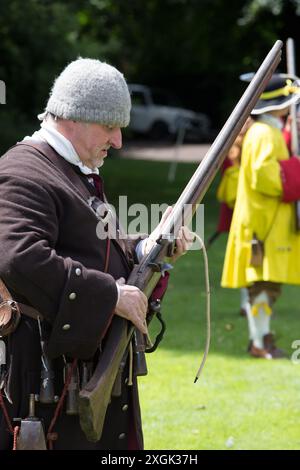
[240,73,300,115]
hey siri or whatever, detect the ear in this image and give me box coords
[56,119,79,140]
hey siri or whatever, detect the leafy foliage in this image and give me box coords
[1,0,300,152]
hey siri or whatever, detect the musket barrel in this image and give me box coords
[162,40,283,237]
[287,38,296,75]
[286,38,299,155]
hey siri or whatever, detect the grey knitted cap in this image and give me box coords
[39,58,131,127]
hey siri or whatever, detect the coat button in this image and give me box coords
[62,324,71,330]
[118,433,126,440]
[122,404,128,411]
[69,292,77,300]
[75,268,82,276]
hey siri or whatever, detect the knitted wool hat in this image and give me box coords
[38,58,131,127]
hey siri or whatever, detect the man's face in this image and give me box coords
[270,106,290,118]
[72,122,122,169]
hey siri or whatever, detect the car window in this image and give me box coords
[131,91,147,106]
[151,89,182,107]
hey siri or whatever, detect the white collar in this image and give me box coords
[23,121,99,175]
[257,113,283,130]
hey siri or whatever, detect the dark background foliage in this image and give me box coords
[1,0,300,152]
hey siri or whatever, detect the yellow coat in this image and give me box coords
[216,164,239,209]
[221,120,300,288]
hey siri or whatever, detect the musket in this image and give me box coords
[78,40,283,442]
[286,38,300,230]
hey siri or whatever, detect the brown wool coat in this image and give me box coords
[0,142,143,450]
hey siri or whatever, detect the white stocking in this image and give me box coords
[245,291,271,349]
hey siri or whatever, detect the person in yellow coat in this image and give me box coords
[214,118,254,316]
[221,74,300,358]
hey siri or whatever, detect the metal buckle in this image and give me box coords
[0,300,21,337]
[98,208,113,225]
[88,197,113,225]
[0,300,18,310]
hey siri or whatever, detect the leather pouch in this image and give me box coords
[250,235,264,267]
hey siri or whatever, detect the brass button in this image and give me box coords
[118,433,126,440]
[62,324,71,331]
[122,404,128,412]
[69,292,77,300]
[75,268,81,276]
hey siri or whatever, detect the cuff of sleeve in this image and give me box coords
[279,157,300,202]
[135,238,148,261]
[115,282,120,304]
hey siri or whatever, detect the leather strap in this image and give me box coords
[18,302,43,320]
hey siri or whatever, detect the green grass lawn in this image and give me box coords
[102,156,300,450]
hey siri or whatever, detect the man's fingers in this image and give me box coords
[132,307,148,334]
[172,226,196,260]
[176,226,195,252]
[175,238,184,254]
[135,298,148,334]
[135,289,148,314]
[114,283,149,335]
[182,226,195,243]
[179,226,194,243]
[138,301,147,323]
[138,318,148,335]
[140,291,148,310]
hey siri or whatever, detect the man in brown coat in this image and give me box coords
[0,58,190,450]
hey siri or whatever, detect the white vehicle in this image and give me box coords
[128,84,211,141]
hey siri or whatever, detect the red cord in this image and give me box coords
[104,238,111,273]
[0,389,14,435]
[46,358,78,450]
[13,426,19,450]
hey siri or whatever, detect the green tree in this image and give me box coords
[1,0,300,153]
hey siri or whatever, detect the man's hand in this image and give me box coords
[172,225,195,262]
[114,278,148,334]
[144,206,194,262]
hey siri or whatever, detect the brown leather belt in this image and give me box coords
[17,302,43,320]
[0,278,42,337]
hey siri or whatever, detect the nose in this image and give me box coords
[110,128,122,149]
